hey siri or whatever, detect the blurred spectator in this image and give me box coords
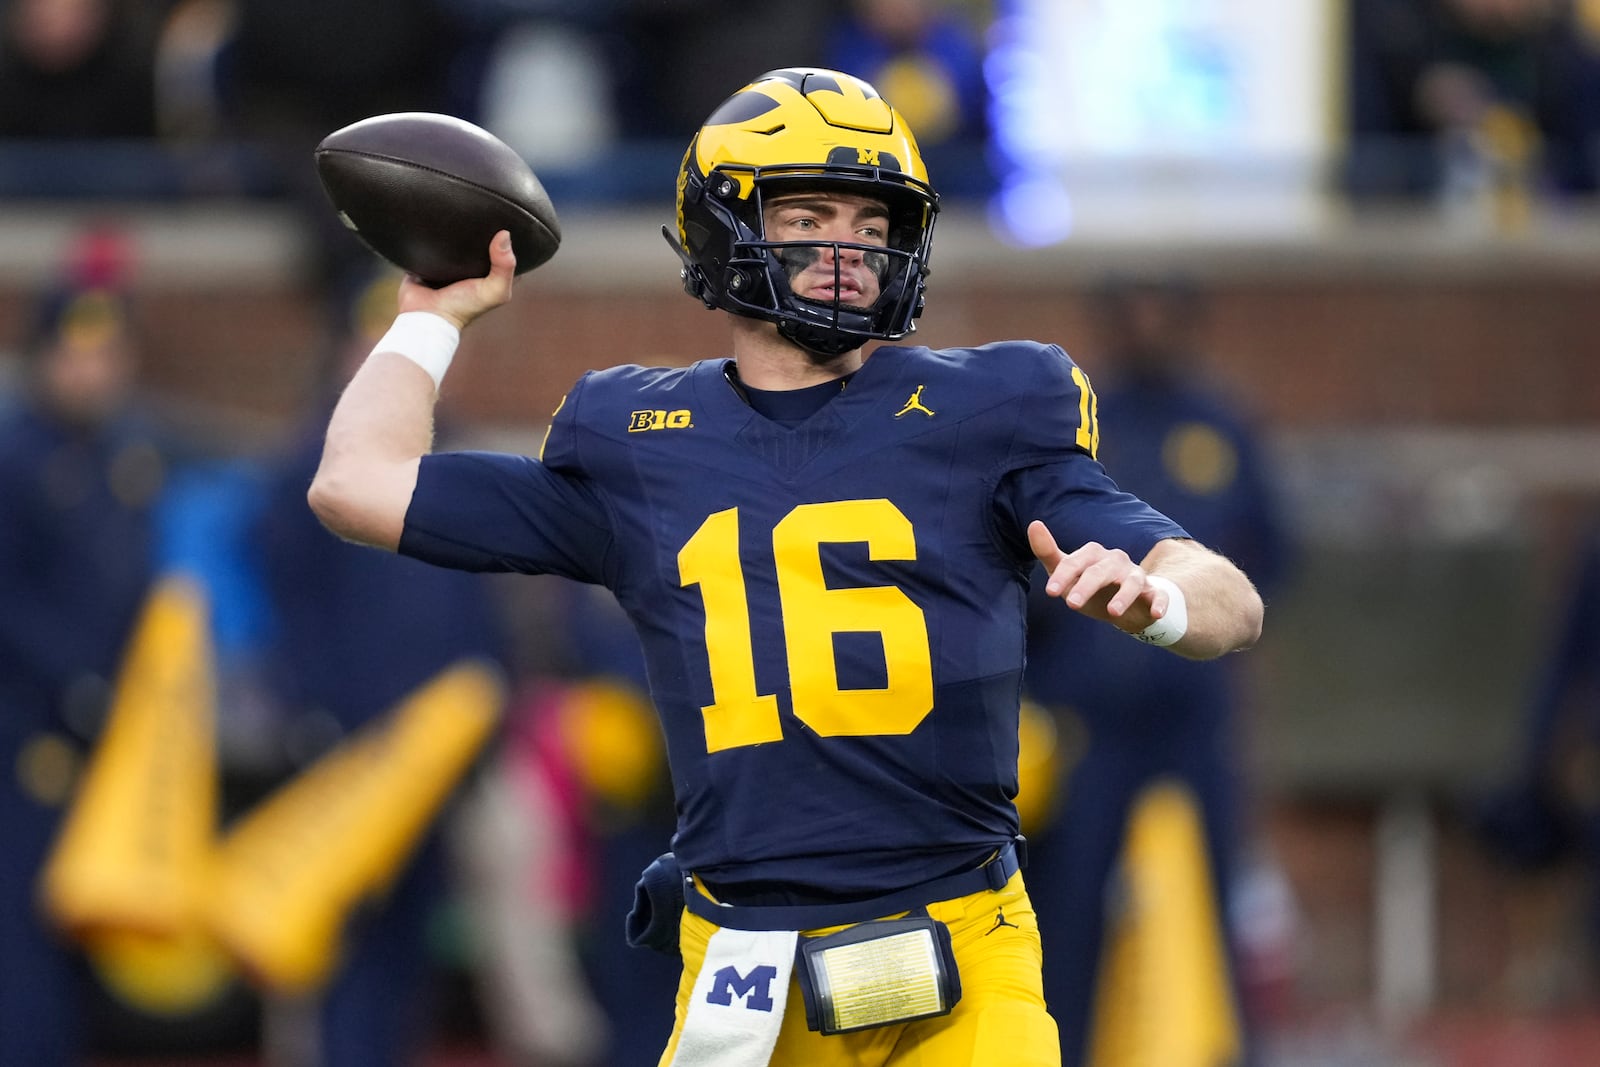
[447,677,611,1067]
[550,581,680,1067]
[1023,274,1292,1067]
[246,272,513,1067]
[0,0,164,139]
[457,0,625,172]
[219,0,470,294]
[824,0,989,147]
[151,0,237,143]
[1473,515,1600,987]
[474,577,677,1066]
[615,0,835,139]
[1344,0,1600,212]
[0,231,170,1066]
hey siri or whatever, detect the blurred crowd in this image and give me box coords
[1345,0,1600,218]
[6,0,1600,215]
[3,3,1600,1067]
[0,0,994,194]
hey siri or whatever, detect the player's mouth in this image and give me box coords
[804,273,870,305]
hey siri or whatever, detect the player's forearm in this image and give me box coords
[307,351,434,551]
[1142,538,1264,660]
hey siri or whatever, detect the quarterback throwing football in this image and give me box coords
[310,67,1264,1067]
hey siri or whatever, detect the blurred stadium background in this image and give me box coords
[3,1,1599,1065]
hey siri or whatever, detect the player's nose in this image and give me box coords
[820,235,864,263]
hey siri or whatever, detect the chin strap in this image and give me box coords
[777,317,860,357]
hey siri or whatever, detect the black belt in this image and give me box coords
[683,838,1026,932]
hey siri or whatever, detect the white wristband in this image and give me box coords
[1132,574,1189,647]
[372,311,461,390]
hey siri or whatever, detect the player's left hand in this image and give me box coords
[1027,519,1170,634]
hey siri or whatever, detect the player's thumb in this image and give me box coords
[1027,520,1061,568]
[489,230,516,276]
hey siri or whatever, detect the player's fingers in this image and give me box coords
[1063,547,1137,613]
[1050,540,1118,606]
[1100,567,1150,618]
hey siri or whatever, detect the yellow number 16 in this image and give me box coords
[677,500,934,753]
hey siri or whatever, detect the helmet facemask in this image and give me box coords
[698,168,932,357]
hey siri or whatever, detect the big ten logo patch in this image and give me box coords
[628,409,693,432]
[707,964,779,1012]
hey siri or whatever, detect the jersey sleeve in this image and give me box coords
[997,344,1189,559]
[399,377,613,582]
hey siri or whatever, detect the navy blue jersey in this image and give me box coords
[400,340,1187,898]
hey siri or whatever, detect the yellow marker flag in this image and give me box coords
[1088,779,1241,1067]
[40,573,219,940]
[204,660,503,995]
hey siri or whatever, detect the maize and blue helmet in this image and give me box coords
[666,67,940,357]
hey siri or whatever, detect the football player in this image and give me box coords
[309,67,1264,1067]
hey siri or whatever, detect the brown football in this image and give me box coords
[315,112,561,286]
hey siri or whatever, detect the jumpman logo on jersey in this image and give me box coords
[986,908,1019,935]
[894,385,935,418]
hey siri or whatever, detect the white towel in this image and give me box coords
[669,927,799,1067]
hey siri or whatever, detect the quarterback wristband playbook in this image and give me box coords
[1132,574,1189,646]
[374,311,460,390]
[796,914,961,1035]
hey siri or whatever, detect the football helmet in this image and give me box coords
[666,68,940,356]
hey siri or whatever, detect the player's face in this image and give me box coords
[762,191,891,309]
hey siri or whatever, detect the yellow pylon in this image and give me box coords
[1088,779,1241,1067]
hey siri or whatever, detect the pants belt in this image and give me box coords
[683,838,1025,932]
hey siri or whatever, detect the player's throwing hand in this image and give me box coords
[397,230,518,331]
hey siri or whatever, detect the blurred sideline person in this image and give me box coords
[221,0,466,293]
[448,668,613,1067]
[822,0,994,199]
[823,0,988,146]
[0,234,170,1066]
[529,578,681,1065]
[1023,275,1291,1067]
[1474,513,1600,996]
[247,276,515,1067]
[0,0,162,139]
[307,67,1264,1066]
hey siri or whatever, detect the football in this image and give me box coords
[314,112,561,287]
